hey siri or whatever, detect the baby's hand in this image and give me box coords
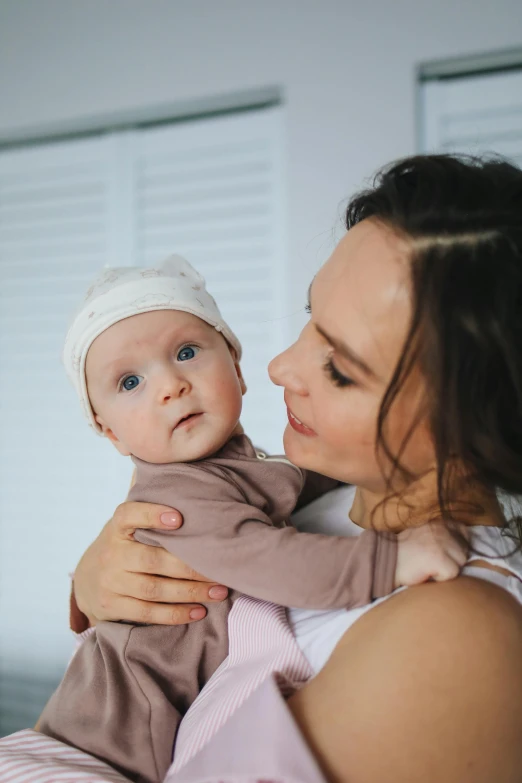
[394,523,469,588]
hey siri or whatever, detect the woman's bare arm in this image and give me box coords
[289,576,522,783]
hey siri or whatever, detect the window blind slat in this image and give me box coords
[134,108,286,454]
[0,106,286,736]
[0,134,133,736]
[421,69,522,164]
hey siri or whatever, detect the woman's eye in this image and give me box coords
[177,345,199,362]
[324,358,355,389]
[304,303,311,314]
[120,374,142,391]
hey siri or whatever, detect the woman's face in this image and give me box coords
[269,218,435,492]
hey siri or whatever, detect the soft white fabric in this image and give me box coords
[62,255,242,432]
[289,485,522,673]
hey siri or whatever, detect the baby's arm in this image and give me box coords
[131,467,395,610]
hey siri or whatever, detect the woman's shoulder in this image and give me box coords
[380,572,522,644]
[345,574,522,675]
[369,520,522,648]
[324,577,522,781]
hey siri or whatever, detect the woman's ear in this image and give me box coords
[95,415,131,457]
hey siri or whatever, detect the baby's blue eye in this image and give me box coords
[121,374,141,391]
[177,345,199,362]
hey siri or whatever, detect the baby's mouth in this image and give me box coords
[173,412,203,431]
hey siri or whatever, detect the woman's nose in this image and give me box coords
[268,342,308,396]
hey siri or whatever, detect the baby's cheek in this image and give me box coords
[215,375,243,416]
[121,408,150,448]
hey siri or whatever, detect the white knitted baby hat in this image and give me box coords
[63,255,242,433]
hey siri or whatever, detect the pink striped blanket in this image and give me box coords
[0,597,320,783]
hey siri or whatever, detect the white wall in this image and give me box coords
[0,0,521,328]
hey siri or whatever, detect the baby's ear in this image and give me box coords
[237,364,247,396]
[229,348,247,396]
[95,415,131,457]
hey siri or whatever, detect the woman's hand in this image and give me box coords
[73,502,229,627]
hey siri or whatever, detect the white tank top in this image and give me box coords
[289,484,522,674]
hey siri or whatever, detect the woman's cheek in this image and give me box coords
[401,420,436,475]
[329,400,376,461]
[320,391,359,440]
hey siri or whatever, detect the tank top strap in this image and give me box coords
[463,525,522,604]
[467,525,522,580]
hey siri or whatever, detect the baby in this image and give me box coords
[39,256,464,783]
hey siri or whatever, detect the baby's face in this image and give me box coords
[85,310,246,463]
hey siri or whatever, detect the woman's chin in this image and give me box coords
[283,426,313,468]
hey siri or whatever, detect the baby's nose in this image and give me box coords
[158,372,190,402]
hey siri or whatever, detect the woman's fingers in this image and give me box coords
[114,570,229,606]
[118,539,214,582]
[112,501,183,538]
[74,501,226,625]
[100,596,209,625]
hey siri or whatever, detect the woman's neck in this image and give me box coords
[349,473,505,532]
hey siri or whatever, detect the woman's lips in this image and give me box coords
[286,406,317,437]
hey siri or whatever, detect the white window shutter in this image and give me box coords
[132,107,288,454]
[0,135,134,734]
[420,69,522,165]
[0,106,287,734]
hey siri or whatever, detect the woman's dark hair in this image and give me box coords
[345,154,522,538]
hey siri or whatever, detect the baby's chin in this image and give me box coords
[131,428,230,464]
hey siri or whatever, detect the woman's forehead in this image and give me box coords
[313,220,412,377]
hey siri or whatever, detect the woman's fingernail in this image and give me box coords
[208,586,228,600]
[160,512,181,528]
[189,608,206,620]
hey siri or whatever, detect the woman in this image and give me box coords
[40,155,522,781]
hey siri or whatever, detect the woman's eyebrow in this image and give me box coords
[314,323,377,379]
